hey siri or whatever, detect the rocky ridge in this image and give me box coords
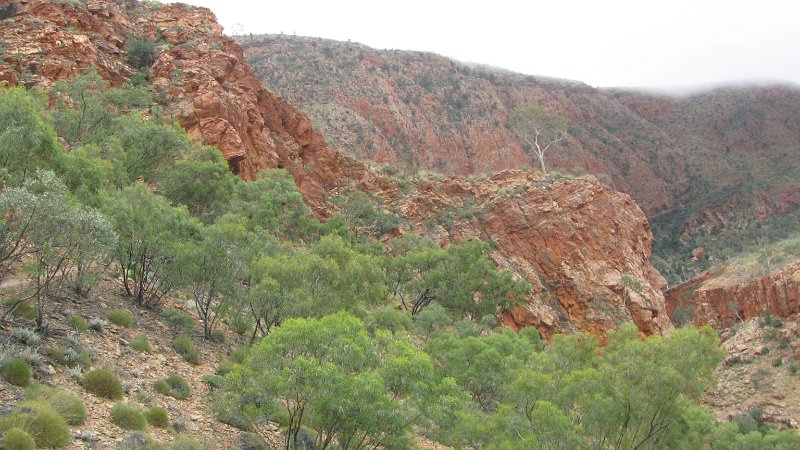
[0,0,670,337]
[240,35,800,283]
[397,171,670,337]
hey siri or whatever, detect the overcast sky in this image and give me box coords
[176,0,800,90]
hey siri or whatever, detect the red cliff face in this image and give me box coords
[395,171,671,337]
[666,262,800,328]
[0,0,394,214]
[0,0,671,338]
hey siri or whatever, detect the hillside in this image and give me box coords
[2,0,800,447]
[0,0,676,339]
[240,34,800,284]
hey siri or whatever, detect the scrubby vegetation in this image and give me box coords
[0,400,70,448]
[111,402,148,431]
[24,384,86,426]
[1,357,32,387]
[154,374,192,400]
[109,308,135,328]
[145,406,170,428]
[129,334,153,353]
[172,336,201,365]
[82,367,124,400]
[0,427,36,450]
[1,67,799,448]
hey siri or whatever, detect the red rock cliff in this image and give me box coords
[0,0,671,337]
[396,171,671,337]
[665,262,800,328]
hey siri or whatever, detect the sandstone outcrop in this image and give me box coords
[396,171,671,337]
[666,261,800,327]
[0,0,671,337]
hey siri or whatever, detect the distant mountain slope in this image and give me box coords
[240,34,800,283]
[240,35,687,215]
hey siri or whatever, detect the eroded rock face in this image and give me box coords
[666,262,800,327]
[395,171,671,337]
[0,0,394,214]
[0,0,671,338]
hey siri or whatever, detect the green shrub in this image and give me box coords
[119,431,159,450]
[41,345,69,365]
[1,358,32,387]
[111,403,148,431]
[238,432,268,450]
[69,315,88,332]
[210,330,225,343]
[109,308,135,328]
[130,335,153,353]
[370,306,412,333]
[172,337,200,365]
[163,309,195,337]
[12,328,39,345]
[0,400,70,448]
[201,374,224,390]
[5,298,37,321]
[154,374,191,400]
[82,368,124,399]
[25,384,86,425]
[144,406,169,428]
[128,39,157,70]
[0,427,36,450]
[216,360,235,376]
[170,434,208,450]
[229,346,249,365]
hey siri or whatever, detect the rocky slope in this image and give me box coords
[704,317,800,430]
[666,261,800,328]
[397,171,670,337]
[0,0,674,338]
[0,275,282,449]
[240,35,800,283]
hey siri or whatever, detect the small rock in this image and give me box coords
[191,414,202,421]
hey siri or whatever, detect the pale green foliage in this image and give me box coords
[163,308,196,337]
[0,400,70,448]
[387,234,529,318]
[219,312,463,450]
[243,235,385,342]
[0,170,116,325]
[24,384,86,426]
[231,169,316,239]
[160,145,237,221]
[176,214,261,339]
[0,87,62,180]
[0,427,36,450]
[50,69,153,150]
[439,323,727,449]
[426,328,540,412]
[104,183,199,307]
[338,190,402,237]
[509,105,569,174]
[111,403,148,431]
[109,113,190,183]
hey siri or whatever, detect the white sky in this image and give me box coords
[175,0,800,89]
